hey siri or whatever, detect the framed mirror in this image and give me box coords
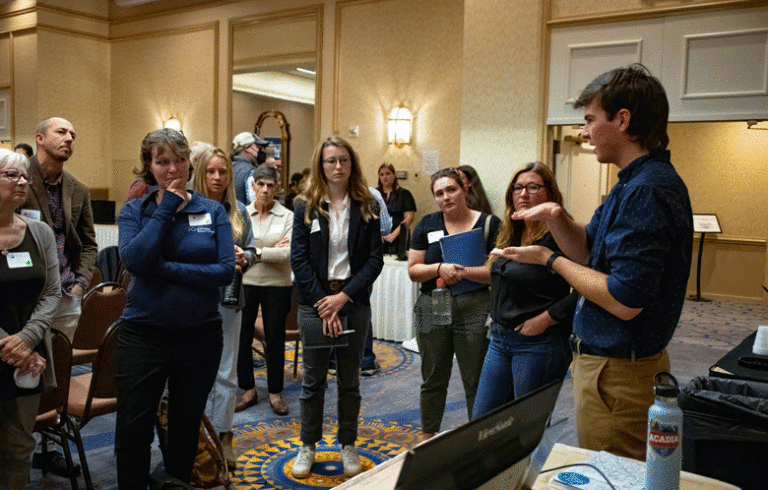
[230,7,321,194]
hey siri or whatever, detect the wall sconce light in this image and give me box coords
[388,106,412,147]
[164,117,181,132]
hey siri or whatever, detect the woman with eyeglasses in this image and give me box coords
[290,136,383,479]
[407,167,500,439]
[116,129,235,490]
[472,163,576,419]
[0,149,60,490]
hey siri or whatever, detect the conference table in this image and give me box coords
[370,256,418,342]
[333,442,739,490]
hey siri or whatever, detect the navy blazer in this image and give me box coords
[291,198,383,306]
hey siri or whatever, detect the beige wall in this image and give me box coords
[460,0,545,216]
[37,30,111,189]
[110,26,217,206]
[670,122,768,302]
[12,31,38,153]
[336,0,465,220]
[231,90,315,175]
[550,0,745,19]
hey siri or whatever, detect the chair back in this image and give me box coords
[34,329,73,430]
[75,321,119,427]
[87,267,103,293]
[117,266,132,291]
[72,283,126,364]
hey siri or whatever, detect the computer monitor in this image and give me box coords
[395,379,563,490]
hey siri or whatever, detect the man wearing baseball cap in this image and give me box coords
[231,132,268,204]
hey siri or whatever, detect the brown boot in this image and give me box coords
[219,431,236,471]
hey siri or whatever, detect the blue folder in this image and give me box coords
[439,227,487,296]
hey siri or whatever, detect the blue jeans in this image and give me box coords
[472,322,571,419]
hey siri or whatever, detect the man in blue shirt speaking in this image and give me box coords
[496,64,692,460]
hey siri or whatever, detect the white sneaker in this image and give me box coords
[292,443,315,479]
[341,444,362,477]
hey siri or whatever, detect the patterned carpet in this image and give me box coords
[28,299,768,490]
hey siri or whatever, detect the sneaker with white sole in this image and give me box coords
[341,444,362,476]
[292,443,315,479]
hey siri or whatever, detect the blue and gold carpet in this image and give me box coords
[28,300,767,490]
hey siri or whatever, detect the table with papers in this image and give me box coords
[333,443,739,490]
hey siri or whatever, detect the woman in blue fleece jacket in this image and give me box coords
[115,129,235,490]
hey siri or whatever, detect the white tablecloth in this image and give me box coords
[370,256,418,342]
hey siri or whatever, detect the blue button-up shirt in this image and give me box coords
[573,150,693,358]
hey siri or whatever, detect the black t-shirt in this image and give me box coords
[383,187,416,230]
[1,229,46,400]
[411,211,500,294]
[489,232,576,334]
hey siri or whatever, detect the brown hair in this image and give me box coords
[376,162,399,193]
[135,128,191,186]
[490,162,568,264]
[574,63,669,152]
[296,136,376,225]
[458,165,492,214]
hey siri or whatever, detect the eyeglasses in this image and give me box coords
[512,183,544,194]
[0,170,30,182]
[323,156,351,166]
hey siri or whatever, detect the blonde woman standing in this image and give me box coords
[191,146,256,468]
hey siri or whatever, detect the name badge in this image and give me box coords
[310,219,320,234]
[269,223,283,235]
[189,213,212,226]
[427,230,445,244]
[20,209,41,221]
[7,252,33,269]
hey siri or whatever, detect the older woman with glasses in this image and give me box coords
[0,149,60,490]
[407,167,500,439]
[116,129,235,490]
[473,163,576,418]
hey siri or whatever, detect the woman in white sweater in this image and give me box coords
[236,165,293,416]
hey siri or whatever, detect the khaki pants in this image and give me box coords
[0,394,40,490]
[572,349,670,461]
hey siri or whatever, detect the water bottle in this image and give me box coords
[432,278,452,325]
[646,371,683,490]
[222,264,243,307]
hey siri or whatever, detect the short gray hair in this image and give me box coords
[0,148,30,172]
[253,164,280,185]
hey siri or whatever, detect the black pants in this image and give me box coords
[115,320,222,490]
[238,285,292,394]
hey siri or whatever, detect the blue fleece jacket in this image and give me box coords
[118,190,235,330]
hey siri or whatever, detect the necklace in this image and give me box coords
[1,216,18,256]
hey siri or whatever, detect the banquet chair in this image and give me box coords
[85,267,102,294]
[66,321,120,490]
[254,285,301,378]
[71,282,126,365]
[34,329,79,490]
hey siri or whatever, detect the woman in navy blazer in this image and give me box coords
[290,136,383,479]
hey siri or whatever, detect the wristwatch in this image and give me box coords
[546,252,563,274]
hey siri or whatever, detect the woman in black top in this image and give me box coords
[377,163,416,254]
[408,168,500,438]
[473,162,575,419]
[0,149,60,490]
